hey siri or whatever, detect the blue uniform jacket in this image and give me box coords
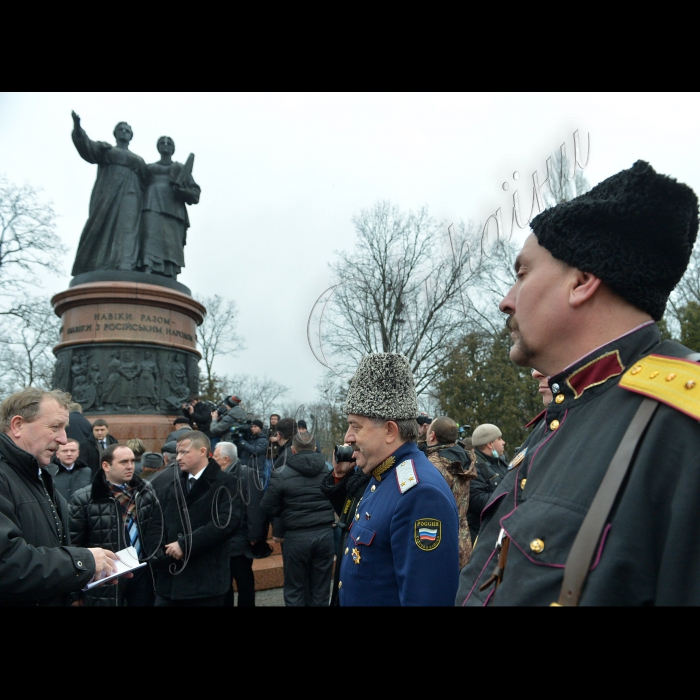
[338,441,459,606]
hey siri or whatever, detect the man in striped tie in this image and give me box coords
[69,444,161,606]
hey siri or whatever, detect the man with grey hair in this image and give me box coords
[213,440,256,606]
[0,388,120,605]
[467,423,507,544]
[332,353,459,606]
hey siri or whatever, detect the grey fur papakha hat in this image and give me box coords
[343,353,418,420]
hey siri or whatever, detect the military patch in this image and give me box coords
[414,518,442,551]
[396,459,419,493]
[508,447,528,470]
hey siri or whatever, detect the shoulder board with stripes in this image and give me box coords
[619,354,700,421]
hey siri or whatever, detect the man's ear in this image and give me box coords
[569,269,603,308]
[8,415,23,439]
[385,420,399,443]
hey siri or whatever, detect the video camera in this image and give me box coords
[230,419,253,441]
[213,395,241,417]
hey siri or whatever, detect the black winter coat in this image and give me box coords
[226,460,253,557]
[45,456,92,503]
[69,470,161,606]
[79,434,119,477]
[147,458,243,600]
[238,434,268,468]
[319,468,372,606]
[187,403,212,436]
[66,411,93,443]
[0,433,95,606]
[467,449,508,541]
[261,451,335,532]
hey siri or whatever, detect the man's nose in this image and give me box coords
[499,285,516,315]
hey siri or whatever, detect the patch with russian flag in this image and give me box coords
[414,518,442,551]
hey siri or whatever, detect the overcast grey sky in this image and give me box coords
[1,92,699,409]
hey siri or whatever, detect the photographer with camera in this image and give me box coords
[210,395,247,444]
[182,395,213,437]
[319,443,370,605]
[238,419,268,469]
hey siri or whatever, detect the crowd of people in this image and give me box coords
[1,159,700,606]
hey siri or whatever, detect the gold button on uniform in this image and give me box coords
[686,380,696,389]
[371,485,376,492]
[344,547,349,555]
[549,420,560,431]
[666,373,676,382]
[630,365,643,375]
[520,478,527,490]
[338,581,342,589]
[530,538,545,553]
[649,371,660,378]
[555,394,565,404]
[355,513,360,520]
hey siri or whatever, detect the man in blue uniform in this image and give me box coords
[335,353,459,606]
[456,160,700,606]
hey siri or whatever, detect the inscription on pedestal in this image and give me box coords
[60,303,197,350]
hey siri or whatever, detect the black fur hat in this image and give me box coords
[531,160,698,320]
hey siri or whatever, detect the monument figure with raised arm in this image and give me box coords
[71,112,148,276]
[138,136,200,279]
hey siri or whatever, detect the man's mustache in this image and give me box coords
[506,316,518,332]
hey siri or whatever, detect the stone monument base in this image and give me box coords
[51,280,206,453]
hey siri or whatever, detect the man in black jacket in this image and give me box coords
[213,441,256,606]
[467,423,507,543]
[261,432,335,606]
[0,388,118,606]
[238,419,268,469]
[79,418,118,477]
[45,438,92,502]
[165,416,192,444]
[456,160,700,606]
[147,430,243,606]
[66,402,93,443]
[69,444,161,606]
[183,395,212,437]
[319,451,371,606]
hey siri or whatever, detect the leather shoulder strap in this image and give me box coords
[555,397,659,606]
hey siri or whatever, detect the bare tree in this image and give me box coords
[0,176,62,315]
[0,297,61,395]
[195,294,245,398]
[315,201,483,395]
[223,374,289,420]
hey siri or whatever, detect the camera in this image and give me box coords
[230,419,253,440]
[334,444,355,463]
[213,396,239,416]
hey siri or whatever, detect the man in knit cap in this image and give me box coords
[467,423,507,544]
[456,160,700,606]
[333,353,459,606]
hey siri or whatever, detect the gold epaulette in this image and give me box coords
[619,354,700,421]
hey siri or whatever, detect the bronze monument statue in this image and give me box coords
[138,136,200,279]
[71,113,200,281]
[71,112,148,276]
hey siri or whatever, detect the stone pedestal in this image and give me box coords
[51,279,206,452]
